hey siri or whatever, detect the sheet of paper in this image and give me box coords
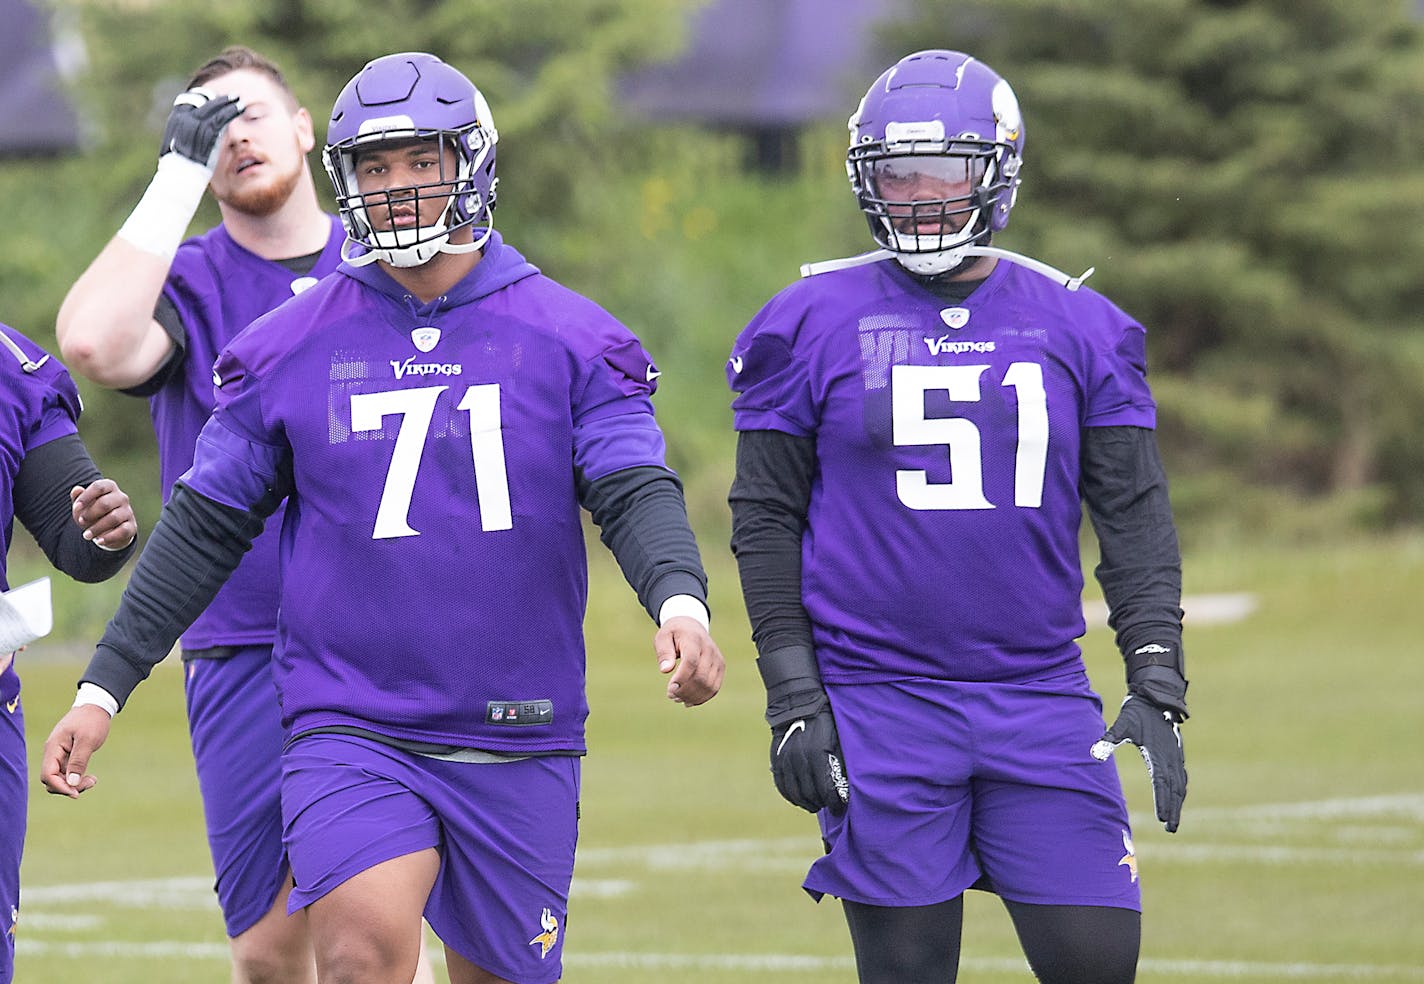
[0,577,52,652]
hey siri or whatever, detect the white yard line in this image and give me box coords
[1083,592,1257,628]
[1189,794,1424,822]
[1140,842,1424,865]
[566,952,1424,979]
[14,941,1424,979]
[21,876,212,906]
[17,793,1420,977]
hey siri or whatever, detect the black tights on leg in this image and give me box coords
[1003,900,1140,984]
[841,897,1139,984]
[842,896,964,984]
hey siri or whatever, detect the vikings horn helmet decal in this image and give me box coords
[528,906,559,958]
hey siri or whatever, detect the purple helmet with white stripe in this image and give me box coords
[324,52,498,267]
[847,50,1024,275]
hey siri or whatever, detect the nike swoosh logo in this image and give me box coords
[645,365,662,382]
[212,369,223,387]
[776,719,806,755]
[5,697,18,714]
[729,356,744,373]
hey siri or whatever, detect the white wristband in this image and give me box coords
[73,682,119,717]
[658,594,710,631]
[92,532,136,552]
[115,154,213,258]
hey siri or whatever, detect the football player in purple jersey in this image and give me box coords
[52,46,438,983]
[42,51,724,984]
[0,324,136,984]
[727,50,1188,984]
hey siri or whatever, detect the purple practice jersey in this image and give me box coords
[0,325,82,591]
[154,217,346,649]
[728,257,1156,686]
[182,231,670,752]
[0,327,83,984]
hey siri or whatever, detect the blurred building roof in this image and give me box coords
[0,0,81,156]
[621,0,910,127]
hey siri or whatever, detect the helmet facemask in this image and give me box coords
[849,131,1019,276]
[325,124,496,268]
[846,51,1024,277]
[323,53,499,269]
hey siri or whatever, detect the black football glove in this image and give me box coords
[758,646,849,816]
[1091,660,1188,833]
[159,87,243,169]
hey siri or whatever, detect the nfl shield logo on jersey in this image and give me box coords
[940,307,971,330]
[411,327,441,352]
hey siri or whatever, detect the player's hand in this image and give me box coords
[769,704,849,816]
[40,705,112,798]
[1091,695,1187,832]
[758,645,849,816]
[159,87,243,170]
[70,480,137,551]
[655,616,724,706]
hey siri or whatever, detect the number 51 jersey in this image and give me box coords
[183,232,671,753]
[728,257,1157,687]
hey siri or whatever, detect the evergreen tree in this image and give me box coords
[884,0,1424,528]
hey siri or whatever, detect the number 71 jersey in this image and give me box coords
[728,258,1157,686]
[184,237,670,751]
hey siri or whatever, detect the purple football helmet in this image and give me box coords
[324,52,498,267]
[847,50,1024,275]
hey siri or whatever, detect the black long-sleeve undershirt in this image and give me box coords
[728,425,1183,670]
[577,465,709,621]
[12,433,136,582]
[1080,425,1185,674]
[727,430,816,658]
[81,481,271,706]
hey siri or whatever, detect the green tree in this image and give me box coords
[17,0,865,532]
[884,0,1424,532]
[10,0,711,518]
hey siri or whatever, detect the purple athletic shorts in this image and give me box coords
[281,733,579,984]
[183,645,289,937]
[807,674,1142,911]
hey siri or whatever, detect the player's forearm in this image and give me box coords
[729,429,817,656]
[1082,425,1184,668]
[729,496,815,656]
[81,482,264,708]
[56,237,177,389]
[13,434,136,581]
[580,465,709,622]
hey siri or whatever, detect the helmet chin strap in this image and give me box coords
[801,245,1094,291]
[893,245,976,277]
[342,211,495,269]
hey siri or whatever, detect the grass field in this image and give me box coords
[11,532,1424,982]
